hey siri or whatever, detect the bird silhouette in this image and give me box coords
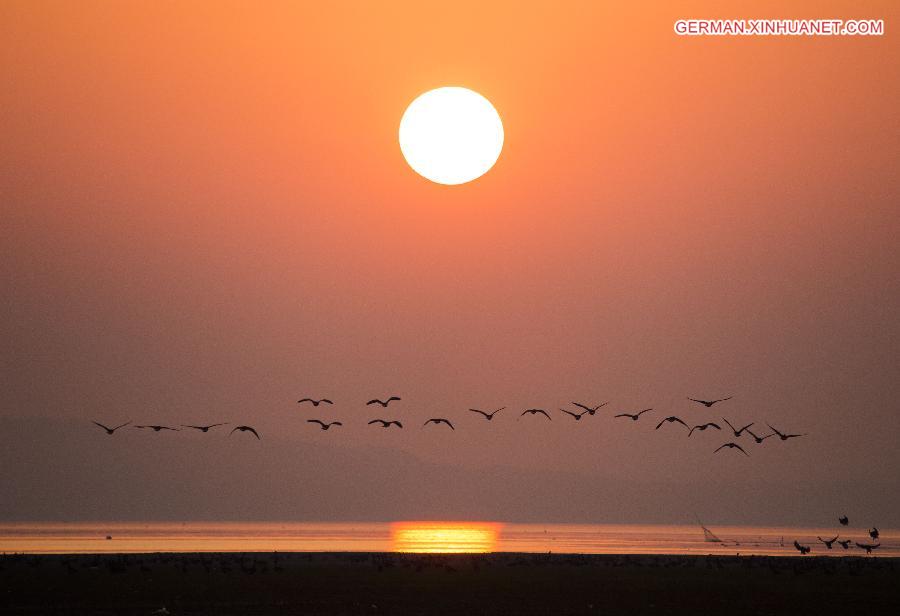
[135,425,179,432]
[713,442,749,456]
[423,418,454,430]
[571,402,608,415]
[869,527,879,540]
[297,398,333,407]
[793,540,811,555]
[687,396,733,408]
[181,423,228,432]
[856,542,880,554]
[521,409,552,420]
[722,418,754,437]
[688,422,721,437]
[230,425,260,439]
[817,536,838,549]
[839,515,849,526]
[368,419,403,428]
[614,409,652,421]
[837,539,851,550]
[745,429,774,444]
[560,409,589,421]
[655,416,689,431]
[367,397,401,407]
[307,420,342,430]
[92,421,131,435]
[766,423,807,441]
[468,407,505,420]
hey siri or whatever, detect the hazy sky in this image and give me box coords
[1,1,898,526]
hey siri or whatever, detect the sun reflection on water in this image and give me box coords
[391,521,503,553]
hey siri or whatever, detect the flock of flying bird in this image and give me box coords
[792,515,882,555]
[92,394,807,457]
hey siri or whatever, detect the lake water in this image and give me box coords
[0,522,894,557]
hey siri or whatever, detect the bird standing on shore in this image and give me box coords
[92,421,131,435]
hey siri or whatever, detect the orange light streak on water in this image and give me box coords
[390,521,503,553]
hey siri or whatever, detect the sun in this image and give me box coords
[399,87,504,185]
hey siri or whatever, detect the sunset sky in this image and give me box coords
[1,2,898,525]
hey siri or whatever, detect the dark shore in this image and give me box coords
[2,552,898,615]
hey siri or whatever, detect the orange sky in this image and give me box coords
[1,1,898,524]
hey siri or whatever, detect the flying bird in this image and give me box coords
[687,396,733,408]
[722,418,754,438]
[856,542,880,554]
[423,418,454,430]
[839,516,849,526]
[92,421,131,435]
[817,536,838,549]
[135,425,179,432]
[837,539,851,550]
[655,416,689,430]
[307,420,342,431]
[521,409,552,420]
[614,409,653,421]
[297,398,333,407]
[793,540,811,555]
[229,425,260,439]
[688,422,721,437]
[713,442,749,456]
[468,407,505,420]
[367,397,401,407]
[181,423,228,432]
[745,429,774,444]
[571,402,608,415]
[560,409,589,421]
[368,419,403,428]
[869,527,879,540]
[766,423,807,441]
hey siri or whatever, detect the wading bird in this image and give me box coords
[307,420,342,431]
[818,536,838,549]
[423,418,454,430]
[655,416,689,431]
[468,407,505,420]
[793,540,811,555]
[723,418,754,438]
[297,398,333,407]
[560,409,589,421]
[746,429,774,444]
[92,421,131,435]
[230,425,260,439]
[572,402,608,415]
[688,422,721,437]
[856,542,880,554]
[687,396,733,408]
[521,409,552,420]
[614,409,652,421]
[135,425,179,432]
[714,442,749,457]
[368,419,403,428]
[181,423,228,432]
[367,397,401,407]
[839,516,849,526]
[766,423,807,441]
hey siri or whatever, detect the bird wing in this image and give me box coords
[441,420,455,429]
[537,410,551,419]
[688,426,697,436]
[321,399,333,404]
[687,398,707,404]
[367,419,383,425]
[723,418,736,432]
[655,419,666,430]
[672,417,688,427]
[331,422,342,426]
[713,396,733,404]
[297,398,314,404]
[112,421,131,431]
[571,402,591,412]
[707,423,721,430]
[738,423,754,433]
[766,422,784,437]
[561,409,578,418]
[713,444,728,453]
[468,409,489,418]
[366,399,381,406]
[388,396,401,402]
[734,444,749,456]
[308,420,326,427]
[246,427,260,439]
[637,408,652,416]
[393,421,403,428]
[92,421,112,431]
[181,425,203,430]
[614,413,631,419]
